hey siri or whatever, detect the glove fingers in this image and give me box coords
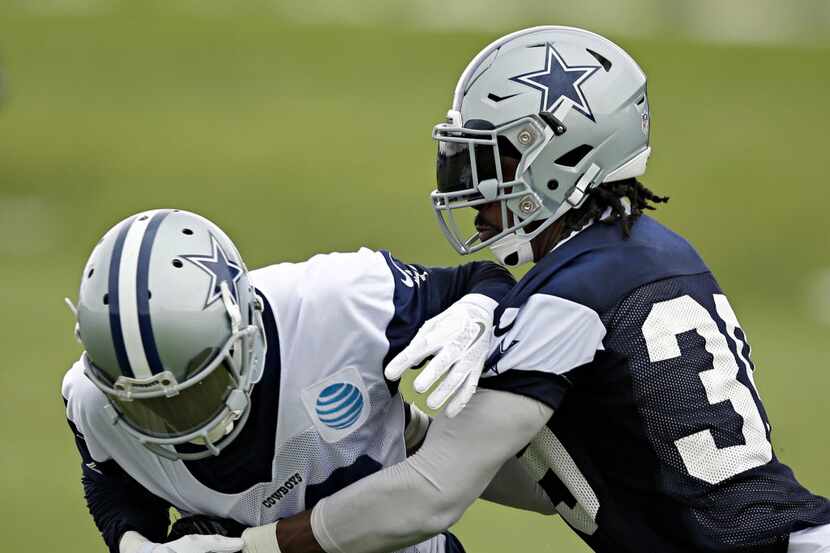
[425,361,470,409]
[186,535,245,552]
[214,537,245,553]
[434,347,487,415]
[412,344,464,393]
[445,374,478,418]
[385,333,442,381]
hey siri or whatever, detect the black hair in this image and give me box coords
[558,178,669,239]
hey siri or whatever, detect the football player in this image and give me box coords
[61,208,518,553]
[269,26,830,553]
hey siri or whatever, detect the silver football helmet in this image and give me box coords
[432,26,651,266]
[70,209,266,460]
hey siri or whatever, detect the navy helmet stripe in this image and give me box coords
[108,216,137,378]
[136,209,172,375]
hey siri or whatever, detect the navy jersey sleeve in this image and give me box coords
[65,415,170,553]
[379,251,514,368]
[477,216,711,412]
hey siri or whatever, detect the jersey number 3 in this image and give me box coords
[642,294,772,484]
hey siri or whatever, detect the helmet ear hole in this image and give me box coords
[555,145,594,168]
[497,136,521,160]
[497,136,522,179]
[503,252,520,266]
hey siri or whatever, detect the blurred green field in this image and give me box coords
[0,7,828,553]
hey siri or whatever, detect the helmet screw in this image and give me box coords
[518,195,539,215]
[517,128,535,146]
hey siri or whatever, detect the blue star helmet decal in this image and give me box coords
[510,43,601,122]
[181,234,243,309]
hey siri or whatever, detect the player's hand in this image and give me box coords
[385,293,496,417]
[149,535,244,553]
[168,514,245,540]
[241,521,279,553]
[121,529,243,553]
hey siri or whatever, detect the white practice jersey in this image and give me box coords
[63,248,507,553]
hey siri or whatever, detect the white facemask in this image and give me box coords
[190,416,235,447]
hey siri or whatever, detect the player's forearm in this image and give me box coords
[75,446,169,552]
[65,414,170,553]
[406,401,553,514]
[480,455,556,515]
[292,390,552,553]
[312,455,468,553]
[83,469,170,553]
[275,512,318,553]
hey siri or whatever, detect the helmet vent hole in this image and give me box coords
[172,259,184,268]
[139,215,149,221]
[182,228,193,235]
[586,49,612,72]
[147,290,152,299]
[103,293,109,305]
[636,96,646,106]
[555,144,594,167]
[87,267,94,278]
[547,180,559,191]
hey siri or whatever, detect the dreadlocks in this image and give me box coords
[558,178,669,240]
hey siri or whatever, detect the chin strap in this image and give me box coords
[65,297,83,345]
[488,165,606,267]
[220,282,242,334]
[488,233,535,267]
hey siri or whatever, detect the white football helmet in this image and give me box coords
[71,209,266,460]
[432,26,651,266]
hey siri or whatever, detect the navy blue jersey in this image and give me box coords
[480,216,830,553]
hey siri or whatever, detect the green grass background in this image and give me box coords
[0,7,828,552]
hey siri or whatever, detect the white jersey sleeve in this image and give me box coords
[480,293,606,409]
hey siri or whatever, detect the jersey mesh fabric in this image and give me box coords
[229,382,402,525]
[594,274,830,550]
[520,426,599,534]
[477,217,830,552]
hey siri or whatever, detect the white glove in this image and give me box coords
[241,522,281,553]
[385,294,497,417]
[121,531,244,553]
